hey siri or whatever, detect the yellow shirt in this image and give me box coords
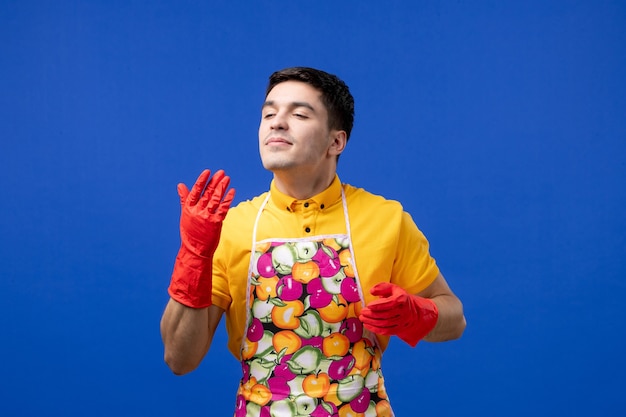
[212,176,440,358]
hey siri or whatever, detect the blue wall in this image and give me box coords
[1,1,624,415]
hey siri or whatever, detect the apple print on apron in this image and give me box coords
[234,190,394,417]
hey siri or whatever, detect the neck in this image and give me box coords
[272,168,336,200]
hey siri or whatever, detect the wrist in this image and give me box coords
[168,245,214,309]
[180,235,216,259]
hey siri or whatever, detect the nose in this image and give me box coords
[270,111,287,130]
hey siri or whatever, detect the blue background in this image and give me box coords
[1,1,624,416]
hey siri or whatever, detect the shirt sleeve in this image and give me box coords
[390,211,440,294]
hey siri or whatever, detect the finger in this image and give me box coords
[363,302,401,315]
[360,303,399,318]
[177,183,190,206]
[215,187,236,218]
[361,320,399,336]
[360,314,403,332]
[369,282,395,297]
[198,169,226,208]
[361,300,403,316]
[207,175,231,211]
[188,169,211,206]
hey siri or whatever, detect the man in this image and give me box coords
[161,67,465,416]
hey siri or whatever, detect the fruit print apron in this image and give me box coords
[234,189,394,417]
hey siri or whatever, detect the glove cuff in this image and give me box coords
[168,244,213,308]
[397,296,439,347]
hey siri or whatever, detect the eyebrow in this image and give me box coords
[262,100,316,112]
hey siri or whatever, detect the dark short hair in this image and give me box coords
[266,67,355,141]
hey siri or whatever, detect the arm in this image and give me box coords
[160,169,235,374]
[417,273,466,342]
[160,300,224,375]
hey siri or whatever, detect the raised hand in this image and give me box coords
[169,169,236,308]
[177,169,235,258]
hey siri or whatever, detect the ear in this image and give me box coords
[328,130,347,157]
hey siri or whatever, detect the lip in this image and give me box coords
[265,136,293,146]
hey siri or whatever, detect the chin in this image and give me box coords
[264,163,294,173]
[261,157,294,171]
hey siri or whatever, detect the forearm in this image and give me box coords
[160,298,221,375]
[161,169,233,374]
[423,293,465,342]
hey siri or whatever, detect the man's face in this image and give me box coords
[259,81,338,174]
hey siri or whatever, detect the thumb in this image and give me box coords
[177,183,190,206]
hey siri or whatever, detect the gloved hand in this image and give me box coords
[359,282,438,347]
[168,169,235,308]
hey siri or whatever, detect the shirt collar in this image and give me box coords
[269,175,342,212]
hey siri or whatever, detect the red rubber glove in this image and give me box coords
[168,169,235,308]
[359,282,438,347]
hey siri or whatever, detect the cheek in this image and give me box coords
[258,124,268,144]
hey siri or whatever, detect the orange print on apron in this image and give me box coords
[234,190,394,417]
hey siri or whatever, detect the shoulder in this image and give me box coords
[222,191,268,230]
[342,183,427,240]
[216,192,268,257]
[342,183,408,236]
[228,192,268,215]
[342,183,404,215]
